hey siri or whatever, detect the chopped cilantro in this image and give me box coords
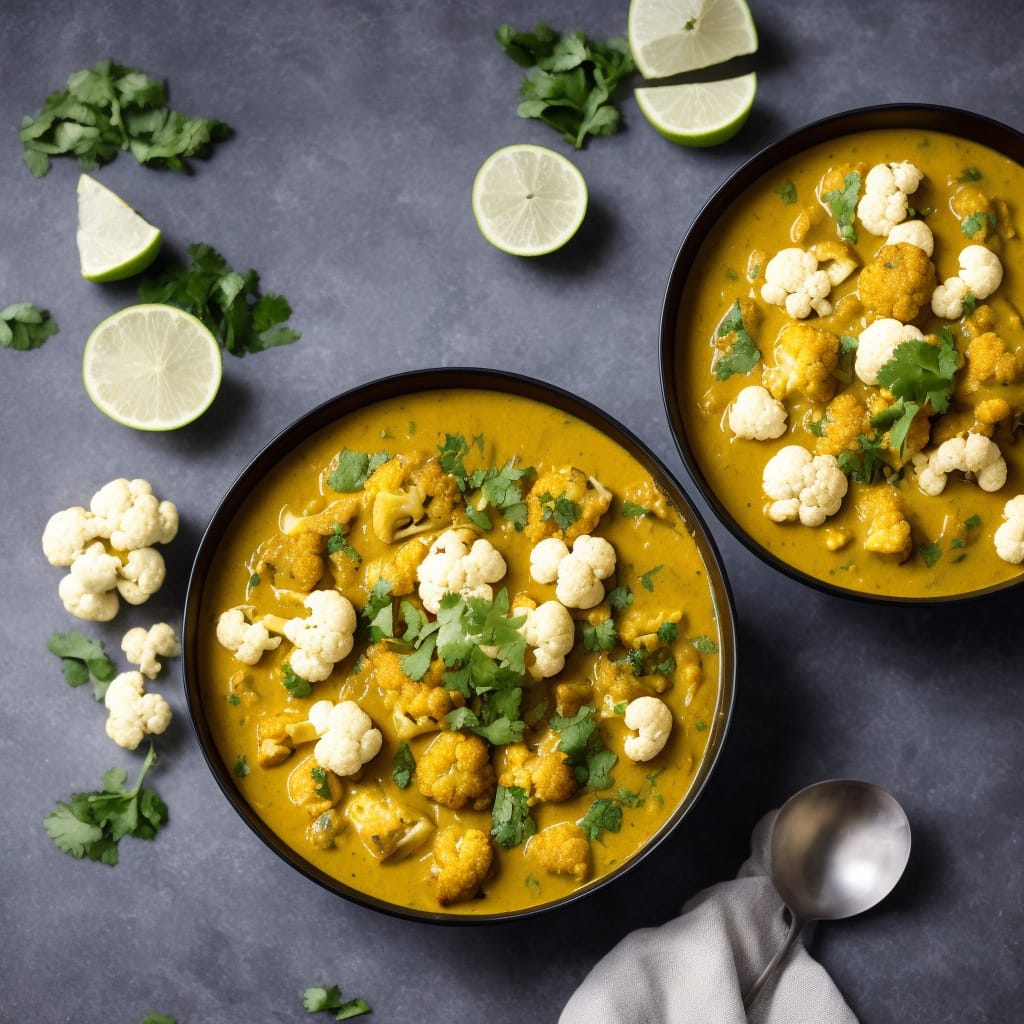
[326,448,391,492]
[361,580,395,641]
[961,211,996,238]
[248,572,261,589]
[692,634,718,655]
[280,663,311,698]
[302,984,371,1019]
[392,742,415,789]
[551,705,617,789]
[539,491,582,530]
[775,180,797,204]
[958,166,983,182]
[582,618,619,651]
[47,630,116,700]
[607,585,633,612]
[838,433,892,484]
[491,785,536,848]
[715,299,761,381]
[965,514,982,529]
[656,621,678,643]
[822,171,862,244]
[920,541,943,568]
[621,501,650,518]
[578,797,623,841]
[233,754,250,778]
[311,765,331,799]
[327,524,360,562]
[640,565,663,591]
[438,434,531,530]
[1,303,58,350]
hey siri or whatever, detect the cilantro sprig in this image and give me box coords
[1,303,58,351]
[327,448,391,492]
[437,434,532,530]
[302,984,371,1020]
[496,23,635,149]
[44,745,168,866]
[491,784,537,848]
[20,59,230,177]
[715,299,761,380]
[138,243,299,357]
[47,629,117,700]
[822,171,862,244]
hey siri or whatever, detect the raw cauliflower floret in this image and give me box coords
[557,535,617,609]
[523,467,613,544]
[887,219,934,256]
[116,547,166,605]
[856,161,923,236]
[283,589,357,682]
[104,671,172,750]
[432,825,493,906]
[121,622,181,679]
[307,699,382,778]
[760,247,834,319]
[931,245,1004,319]
[994,494,1024,564]
[499,743,577,805]
[858,242,936,322]
[516,600,575,679]
[416,528,507,614]
[41,507,99,567]
[415,731,496,811]
[854,318,925,385]
[57,541,121,621]
[913,433,1007,496]
[860,485,912,560]
[89,478,179,551]
[216,607,283,665]
[727,385,788,440]
[623,696,673,762]
[762,322,841,405]
[762,445,848,526]
[527,822,590,882]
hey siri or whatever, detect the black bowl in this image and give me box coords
[183,368,737,923]
[661,104,1024,603]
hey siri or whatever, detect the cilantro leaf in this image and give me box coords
[621,502,650,519]
[392,742,415,789]
[607,585,633,612]
[961,211,996,238]
[692,634,718,655]
[582,618,618,651]
[837,432,891,484]
[822,171,862,244]
[578,797,623,841]
[640,565,663,592]
[0,303,58,351]
[539,491,582,530]
[876,329,960,415]
[551,705,617,788]
[281,663,312,698]
[20,59,230,176]
[715,299,761,380]
[775,180,797,204]
[137,243,299,357]
[302,984,371,1018]
[326,448,391,492]
[491,785,537,848]
[47,630,117,700]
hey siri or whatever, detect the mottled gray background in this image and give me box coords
[3,1,1022,1021]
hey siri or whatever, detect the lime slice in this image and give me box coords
[471,144,588,257]
[82,304,222,431]
[76,174,162,282]
[635,73,757,147]
[628,0,758,79]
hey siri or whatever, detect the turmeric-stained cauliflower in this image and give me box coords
[958,332,1024,394]
[524,466,613,543]
[286,754,343,817]
[432,825,493,906]
[762,322,841,405]
[363,451,462,543]
[362,536,431,597]
[814,392,868,457]
[499,743,577,805]
[346,784,434,861]
[365,645,462,738]
[415,731,497,811]
[527,822,590,882]
[858,242,936,322]
[254,531,326,593]
[860,485,912,561]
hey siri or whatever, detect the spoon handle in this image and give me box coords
[743,911,803,1010]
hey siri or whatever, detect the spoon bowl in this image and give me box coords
[744,779,911,1008]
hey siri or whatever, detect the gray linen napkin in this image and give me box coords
[559,811,859,1024]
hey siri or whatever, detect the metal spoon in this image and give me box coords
[743,779,912,1010]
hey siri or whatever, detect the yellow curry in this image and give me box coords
[195,387,727,916]
[674,127,1024,598]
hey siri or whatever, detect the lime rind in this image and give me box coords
[82,303,222,431]
[628,0,759,79]
[77,174,162,283]
[635,72,757,147]
[472,144,588,257]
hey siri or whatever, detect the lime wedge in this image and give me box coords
[471,144,588,257]
[635,73,757,147]
[82,304,222,431]
[628,0,758,79]
[76,174,162,282]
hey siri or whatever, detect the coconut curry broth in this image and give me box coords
[197,389,723,914]
[676,128,1024,597]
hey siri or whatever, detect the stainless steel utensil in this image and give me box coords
[743,779,912,1009]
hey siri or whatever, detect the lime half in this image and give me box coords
[83,304,222,430]
[471,144,588,257]
[628,0,758,79]
[635,73,757,147]
[77,174,162,282]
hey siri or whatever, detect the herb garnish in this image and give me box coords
[550,705,617,789]
[539,491,582,530]
[392,741,415,789]
[437,433,531,530]
[775,180,797,204]
[578,797,624,841]
[302,984,372,1019]
[281,663,312,698]
[326,449,391,492]
[47,630,117,700]
[491,784,537,848]
[715,299,761,380]
[1,303,58,351]
[822,171,862,244]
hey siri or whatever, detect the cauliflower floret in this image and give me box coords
[256,714,297,768]
[364,645,462,738]
[362,536,431,597]
[854,318,925,385]
[517,600,575,679]
[623,695,673,762]
[363,452,462,543]
[42,507,99,566]
[286,752,344,816]
[860,485,912,560]
[913,432,1007,496]
[762,445,848,527]
[115,547,166,605]
[523,467,613,544]
[931,245,1003,319]
[887,219,934,256]
[527,822,590,882]
[121,622,181,679]
[415,731,496,811]
[551,534,617,610]
[858,242,937,322]
[994,494,1024,564]
[959,332,1024,395]
[814,392,868,457]
[529,537,569,585]
[856,161,923,236]
[346,784,434,861]
[282,589,357,682]
[215,607,283,665]
[432,825,494,906]
[499,743,577,805]
[89,478,179,551]
[57,541,121,621]
[104,670,172,750]
[416,528,507,614]
[762,322,841,405]
[727,385,788,440]
[760,247,834,319]
[254,531,326,593]
[306,699,382,778]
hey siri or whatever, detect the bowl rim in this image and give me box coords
[660,102,1024,605]
[183,366,739,924]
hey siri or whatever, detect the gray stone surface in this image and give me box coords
[3,0,1022,1021]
